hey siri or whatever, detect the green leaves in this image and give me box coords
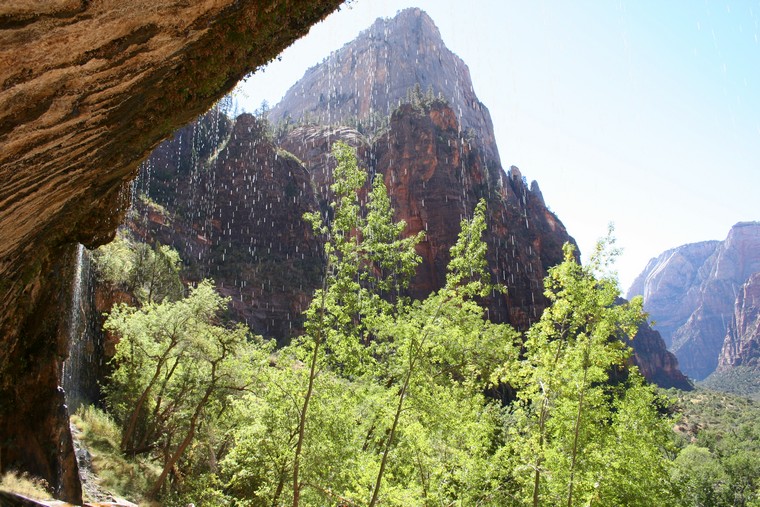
[98,145,686,505]
[104,279,270,497]
[500,239,675,507]
[446,199,492,297]
[93,231,183,305]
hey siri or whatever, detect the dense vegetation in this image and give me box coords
[700,366,760,400]
[669,388,760,507]
[77,143,759,506]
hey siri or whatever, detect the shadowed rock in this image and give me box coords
[0,1,342,501]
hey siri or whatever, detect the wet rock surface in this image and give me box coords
[0,0,342,500]
[132,112,323,343]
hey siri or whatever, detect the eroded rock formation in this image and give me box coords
[270,8,688,387]
[0,1,342,500]
[268,7,501,165]
[627,241,720,347]
[630,222,760,380]
[627,323,691,390]
[718,273,760,370]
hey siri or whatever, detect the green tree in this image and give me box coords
[672,445,731,507]
[93,231,183,305]
[365,200,517,506]
[104,280,269,498]
[291,141,425,507]
[130,242,183,304]
[499,236,676,506]
[220,145,514,507]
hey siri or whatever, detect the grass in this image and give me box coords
[0,471,53,501]
[71,405,161,505]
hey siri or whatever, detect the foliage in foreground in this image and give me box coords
[92,230,183,305]
[97,142,679,506]
[70,405,160,504]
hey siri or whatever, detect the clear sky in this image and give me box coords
[234,0,760,292]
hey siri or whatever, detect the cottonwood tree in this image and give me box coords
[104,280,269,498]
[220,144,514,507]
[366,199,518,507]
[290,141,425,507]
[498,237,676,507]
[192,146,676,507]
[93,231,183,305]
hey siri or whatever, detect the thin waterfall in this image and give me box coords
[62,243,97,413]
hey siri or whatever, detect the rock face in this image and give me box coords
[137,99,564,340]
[0,1,342,500]
[268,7,501,165]
[372,103,564,329]
[629,222,760,380]
[280,101,566,331]
[133,110,323,343]
[718,273,760,370]
[627,241,720,346]
[627,323,691,390]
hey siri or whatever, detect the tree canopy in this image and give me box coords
[93,143,691,506]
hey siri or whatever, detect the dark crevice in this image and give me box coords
[0,1,88,30]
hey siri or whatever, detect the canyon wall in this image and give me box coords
[630,222,760,380]
[718,273,760,371]
[627,241,720,347]
[0,1,342,501]
[132,7,691,390]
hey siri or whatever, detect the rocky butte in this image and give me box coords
[131,8,689,392]
[0,1,343,502]
[629,222,760,380]
[718,272,760,371]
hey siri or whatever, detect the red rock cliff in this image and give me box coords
[269,7,501,165]
[133,112,323,342]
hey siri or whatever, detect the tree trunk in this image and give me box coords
[567,343,591,507]
[148,376,215,498]
[292,335,320,507]
[292,272,330,507]
[121,339,179,452]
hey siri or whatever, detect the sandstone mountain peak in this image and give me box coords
[718,272,760,371]
[268,7,501,164]
[630,221,760,380]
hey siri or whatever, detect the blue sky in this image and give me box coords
[234,0,760,291]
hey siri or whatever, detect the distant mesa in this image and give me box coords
[629,221,760,381]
